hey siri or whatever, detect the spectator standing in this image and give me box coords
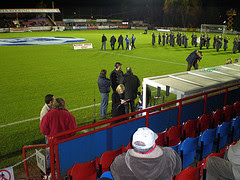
[205,140,240,180]
[110,35,116,50]
[152,32,156,45]
[98,69,111,119]
[110,127,182,180]
[117,35,124,50]
[109,62,124,92]
[111,84,126,120]
[40,98,77,143]
[125,35,130,50]
[123,67,140,116]
[101,34,107,51]
[40,94,54,121]
[131,34,136,49]
[158,33,161,45]
[186,50,203,71]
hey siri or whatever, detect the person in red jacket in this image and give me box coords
[40,97,77,143]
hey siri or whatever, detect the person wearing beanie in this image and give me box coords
[110,127,182,180]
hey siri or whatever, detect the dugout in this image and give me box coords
[142,63,240,109]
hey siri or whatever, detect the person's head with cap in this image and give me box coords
[132,127,158,154]
[115,62,122,71]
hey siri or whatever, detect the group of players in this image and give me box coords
[152,31,240,53]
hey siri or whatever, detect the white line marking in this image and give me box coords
[98,50,186,66]
[0,101,111,128]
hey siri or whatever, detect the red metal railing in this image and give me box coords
[23,82,240,180]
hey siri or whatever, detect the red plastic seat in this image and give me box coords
[223,105,234,122]
[99,145,125,173]
[67,157,99,180]
[125,142,133,151]
[234,101,240,117]
[197,114,212,133]
[212,109,223,128]
[174,166,201,180]
[156,129,167,146]
[182,119,198,140]
[166,126,182,146]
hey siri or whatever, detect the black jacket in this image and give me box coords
[98,74,111,93]
[109,69,124,91]
[123,72,140,100]
[112,91,125,117]
[186,50,201,65]
[102,35,107,42]
[118,35,123,44]
[110,36,116,44]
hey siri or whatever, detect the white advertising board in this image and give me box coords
[73,43,93,50]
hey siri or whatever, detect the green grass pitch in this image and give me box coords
[0,29,239,170]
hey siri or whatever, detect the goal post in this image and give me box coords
[200,24,226,34]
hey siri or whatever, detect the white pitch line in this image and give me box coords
[0,101,111,128]
[98,50,186,66]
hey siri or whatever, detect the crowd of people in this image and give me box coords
[152,31,240,53]
[101,34,137,51]
[98,62,143,122]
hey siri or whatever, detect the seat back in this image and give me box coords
[234,101,240,117]
[174,166,201,180]
[215,122,231,152]
[223,105,234,122]
[198,128,216,160]
[179,137,199,168]
[197,114,212,133]
[182,119,198,140]
[67,157,99,180]
[231,116,240,142]
[212,109,223,128]
[156,129,167,146]
[99,145,125,173]
[166,126,182,146]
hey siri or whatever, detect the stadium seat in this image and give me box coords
[197,128,217,160]
[223,105,234,122]
[178,137,199,169]
[182,119,198,140]
[99,171,114,180]
[234,101,240,117]
[99,145,125,174]
[156,129,167,146]
[171,142,181,153]
[67,157,99,180]
[197,114,212,134]
[174,166,201,180]
[215,122,231,152]
[166,125,182,146]
[212,109,223,128]
[231,116,240,142]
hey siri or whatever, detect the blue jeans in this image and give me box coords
[100,93,109,118]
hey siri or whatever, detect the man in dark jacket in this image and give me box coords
[110,127,182,180]
[186,50,203,71]
[117,35,124,50]
[123,67,140,116]
[109,62,124,92]
[98,69,111,119]
[110,35,116,50]
[101,34,107,51]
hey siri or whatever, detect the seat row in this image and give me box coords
[66,101,240,179]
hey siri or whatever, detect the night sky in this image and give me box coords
[1,0,237,9]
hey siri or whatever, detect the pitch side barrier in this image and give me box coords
[23,83,240,180]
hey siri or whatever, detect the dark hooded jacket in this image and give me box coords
[123,72,140,100]
[110,146,181,180]
[98,74,111,93]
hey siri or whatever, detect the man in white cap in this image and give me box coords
[110,127,182,180]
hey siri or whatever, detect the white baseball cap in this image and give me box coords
[132,127,158,150]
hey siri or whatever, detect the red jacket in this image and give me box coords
[40,108,77,143]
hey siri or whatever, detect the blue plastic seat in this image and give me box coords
[215,122,231,152]
[231,116,240,142]
[197,128,216,160]
[99,171,114,180]
[178,137,199,169]
[171,142,181,153]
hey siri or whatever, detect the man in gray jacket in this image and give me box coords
[110,127,182,180]
[206,140,240,180]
